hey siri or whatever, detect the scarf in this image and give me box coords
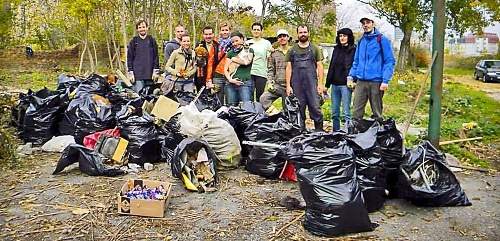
[219,36,232,53]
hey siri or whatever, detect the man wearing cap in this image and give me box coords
[247,22,272,101]
[285,24,325,131]
[348,15,395,120]
[259,29,290,110]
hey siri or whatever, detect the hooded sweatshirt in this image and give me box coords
[326,28,356,87]
[164,38,181,73]
[348,28,395,84]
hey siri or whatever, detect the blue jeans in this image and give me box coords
[225,79,253,106]
[331,85,352,131]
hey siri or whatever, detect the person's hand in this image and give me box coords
[267,80,276,92]
[286,85,293,95]
[206,79,213,88]
[152,69,159,80]
[380,83,388,91]
[128,71,135,84]
[230,78,243,86]
[317,85,324,94]
[347,80,356,90]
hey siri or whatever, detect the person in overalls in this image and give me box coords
[285,24,325,131]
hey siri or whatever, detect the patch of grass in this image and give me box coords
[0,69,58,90]
[383,71,500,168]
[0,94,19,168]
[443,68,471,76]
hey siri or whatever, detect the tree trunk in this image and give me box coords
[79,41,87,75]
[408,48,418,72]
[396,26,412,72]
[122,0,128,72]
[191,0,196,48]
[260,0,267,25]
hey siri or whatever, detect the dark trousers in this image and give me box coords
[252,75,267,102]
[352,80,384,119]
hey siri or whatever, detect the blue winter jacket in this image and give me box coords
[348,28,395,84]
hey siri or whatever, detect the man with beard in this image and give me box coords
[164,24,185,75]
[348,15,395,120]
[285,24,324,131]
[259,29,290,110]
[195,26,220,92]
[127,19,159,94]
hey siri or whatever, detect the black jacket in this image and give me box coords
[325,44,356,87]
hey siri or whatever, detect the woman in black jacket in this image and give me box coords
[325,28,356,131]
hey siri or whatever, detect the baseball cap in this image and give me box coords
[276,29,289,37]
[360,13,376,23]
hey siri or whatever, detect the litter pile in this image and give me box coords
[10,72,471,237]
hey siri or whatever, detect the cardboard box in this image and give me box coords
[150,95,179,122]
[118,179,172,218]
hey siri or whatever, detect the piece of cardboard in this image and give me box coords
[150,95,179,122]
[118,179,172,218]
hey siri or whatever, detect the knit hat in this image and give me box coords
[336,28,354,46]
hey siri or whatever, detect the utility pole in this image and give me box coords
[428,0,445,147]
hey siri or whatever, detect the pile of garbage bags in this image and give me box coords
[13,72,472,238]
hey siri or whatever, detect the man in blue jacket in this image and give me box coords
[348,15,395,120]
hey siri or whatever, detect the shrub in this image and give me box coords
[408,44,430,67]
[444,54,496,70]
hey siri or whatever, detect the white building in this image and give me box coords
[448,33,499,56]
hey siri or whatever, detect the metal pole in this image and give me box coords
[428,0,445,148]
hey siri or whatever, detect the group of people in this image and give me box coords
[126,15,395,132]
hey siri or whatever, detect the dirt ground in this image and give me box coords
[0,151,498,241]
[1,51,499,240]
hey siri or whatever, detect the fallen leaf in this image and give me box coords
[72,208,90,215]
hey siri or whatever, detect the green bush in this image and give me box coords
[444,54,496,70]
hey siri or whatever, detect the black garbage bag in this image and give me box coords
[53,144,124,176]
[158,113,185,163]
[117,105,160,165]
[171,138,218,192]
[346,126,385,213]
[282,93,304,129]
[342,118,378,134]
[195,92,221,112]
[13,91,31,131]
[377,118,404,198]
[221,101,267,148]
[244,114,302,179]
[106,85,135,113]
[225,101,266,129]
[75,73,110,98]
[59,94,115,144]
[398,141,471,207]
[175,91,196,106]
[57,73,81,92]
[20,88,65,144]
[283,132,373,237]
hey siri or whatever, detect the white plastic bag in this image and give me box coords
[178,105,241,167]
[41,135,76,152]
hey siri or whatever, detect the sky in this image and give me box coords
[231,0,500,40]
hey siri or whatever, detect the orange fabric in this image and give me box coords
[215,49,227,76]
[206,45,215,82]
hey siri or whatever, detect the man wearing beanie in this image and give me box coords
[348,15,395,120]
[325,28,356,131]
